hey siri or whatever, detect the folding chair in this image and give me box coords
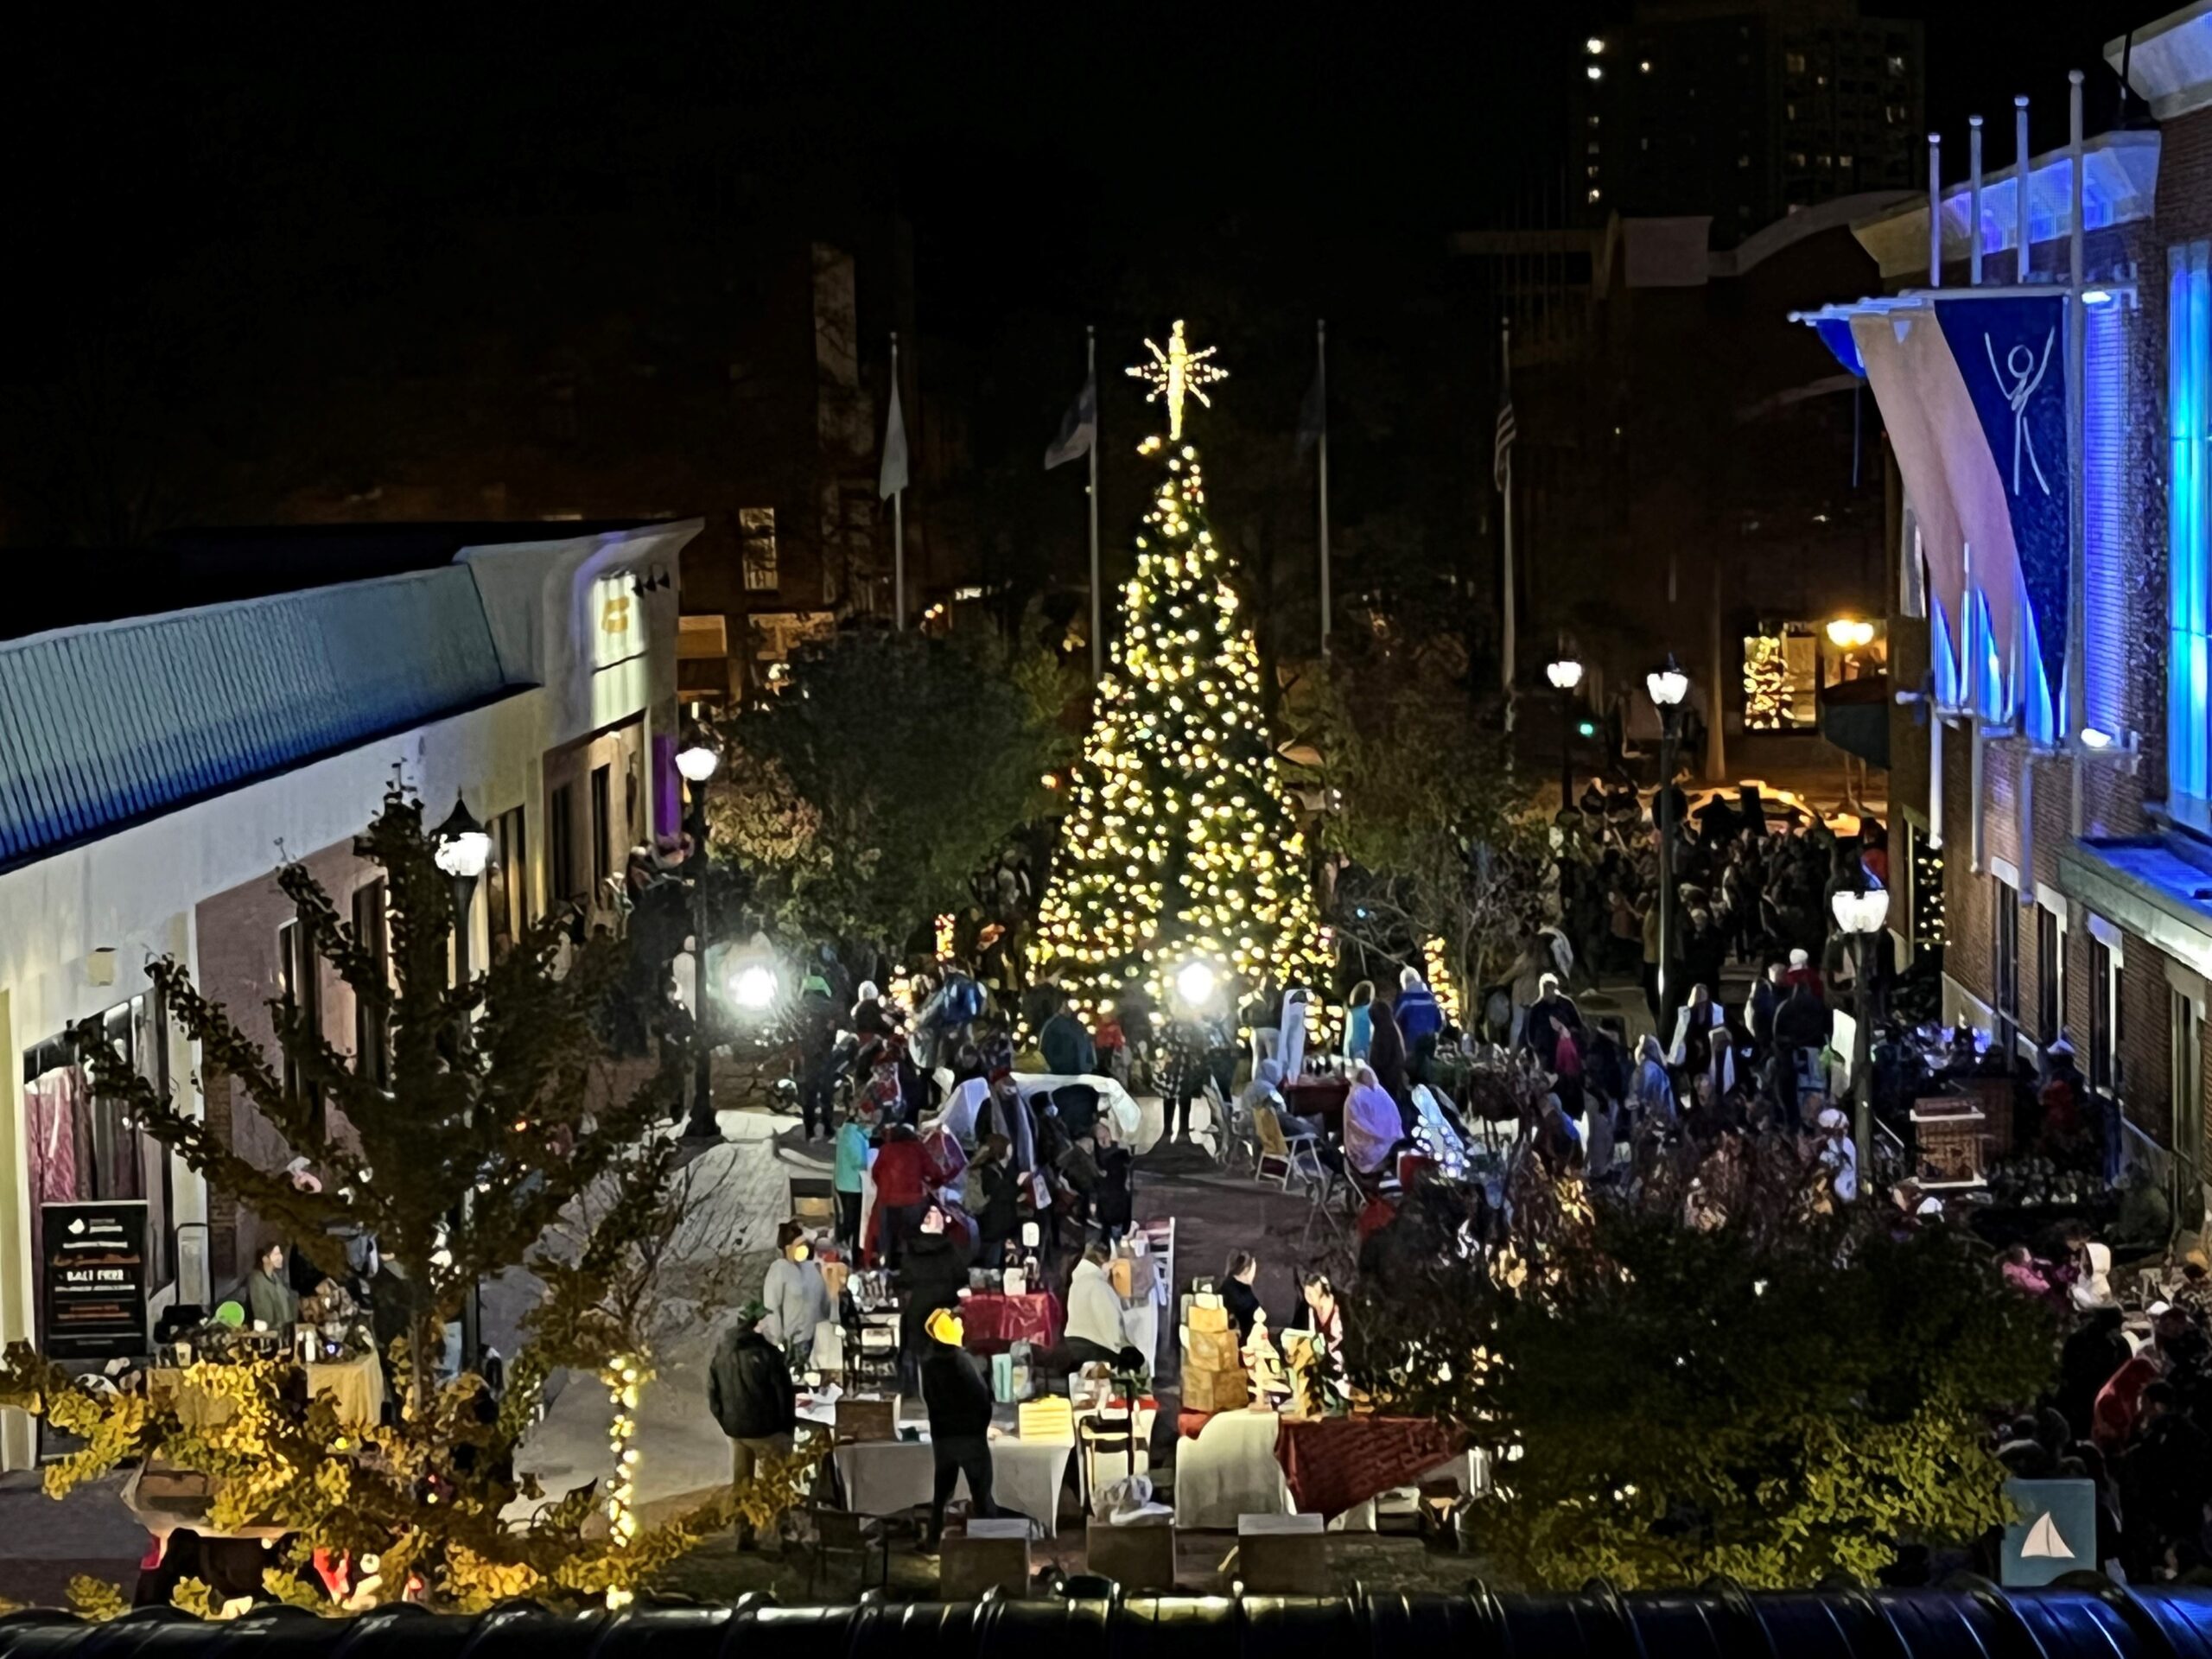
[1255,1106,1339,1202]
[793,1505,890,1597]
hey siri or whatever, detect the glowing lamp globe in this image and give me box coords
[1830,889,1891,935]
[676,742,720,785]
[1174,959,1218,1008]
[731,963,779,1010]
[1826,618,1876,651]
[1646,664,1689,708]
[431,794,492,880]
[1547,658,1584,692]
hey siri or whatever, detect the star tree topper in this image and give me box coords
[1127,319,1226,441]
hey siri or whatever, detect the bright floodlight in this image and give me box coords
[1547,658,1585,691]
[432,794,492,880]
[1174,960,1218,1008]
[676,742,720,784]
[1647,664,1689,707]
[2080,727,2113,750]
[1826,618,1876,650]
[732,963,778,1009]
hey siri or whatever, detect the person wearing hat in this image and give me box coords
[918,1305,999,1553]
[1783,947,1825,1001]
[707,1301,796,1549]
[793,973,841,1142]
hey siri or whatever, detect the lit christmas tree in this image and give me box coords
[1035,321,1324,1020]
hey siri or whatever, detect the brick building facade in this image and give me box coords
[1840,7,2212,1214]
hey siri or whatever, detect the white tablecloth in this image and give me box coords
[834,1436,1076,1536]
[1168,1410,1481,1532]
[1171,1409,1289,1529]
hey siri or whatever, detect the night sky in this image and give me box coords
[2,0,2168,520]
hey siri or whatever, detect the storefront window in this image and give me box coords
[22,994,175,1333]
[1744,620,1887,732]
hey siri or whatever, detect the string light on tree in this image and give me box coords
[1037,321,1325,1020]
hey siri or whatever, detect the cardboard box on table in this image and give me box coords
[1182,1365,1250,1413]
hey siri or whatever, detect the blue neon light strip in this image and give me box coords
[2171,242,2210,808]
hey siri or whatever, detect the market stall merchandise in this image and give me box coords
[148,1354,387,1432]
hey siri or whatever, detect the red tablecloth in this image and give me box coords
[1275,1417,1465,1520]
[959,1291,1063,1355]
[1282,1077,1351,1131]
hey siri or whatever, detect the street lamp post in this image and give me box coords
[1547,656,1584,813]
[1646,659,1689,1033]
[1831,886,1891,1190]
[675,726,722,1143]
[431,792,492,1367]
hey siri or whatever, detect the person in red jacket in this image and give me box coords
[2091,1310,2190,1453]
[869,1125,931,1269]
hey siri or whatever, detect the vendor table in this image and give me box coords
[1282,1077,1350,1133]
[1171,1408,1471,1528]
[961,1291,1062,1356]
[832,1435,1076,1536]
[1172,1408,1291,1529]
[149,1353,387,1432]
[1275,1417,1465,1521]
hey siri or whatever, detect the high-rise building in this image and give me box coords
[1572,0,1924,245]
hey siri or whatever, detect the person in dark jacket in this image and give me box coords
[898,1205,969,1395]
[1222,1250,1265,1343]
[969,1135,1020,1264]
[2057,1306,2133,1440]
[791,976,841,1141]
[1091,1121,1135,1243]
[918,1306,999,1551]
[1773,982,1830,1053]
[1366,990,1409,1108]
[1038,995,1096,1077]
[707,1302,797,1548]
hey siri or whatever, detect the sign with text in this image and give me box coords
[41,1200,149,1361]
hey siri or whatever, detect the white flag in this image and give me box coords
[879,380,910,500]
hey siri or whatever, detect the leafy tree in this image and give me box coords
[709,627,1073,955]
[1301,635,1559,1000]
[0,789,816,1612]
[1346,1142,2056,1588]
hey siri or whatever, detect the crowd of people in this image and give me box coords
[1998,1225,2212,1580]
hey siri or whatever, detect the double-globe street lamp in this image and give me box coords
[1645,659,1690,1031]
[1546,656,1584,812]
[1831,885,1891,1192]
[675,725,723,1142]
[431,792,493,1366]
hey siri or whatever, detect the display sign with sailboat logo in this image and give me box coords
[1999,1478,2097,1586]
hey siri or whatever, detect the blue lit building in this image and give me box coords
[1798,3,2212,1217]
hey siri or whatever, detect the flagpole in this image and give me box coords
[1501,316,1516,733]
[1317,319,1332,650]
[891,330,906,631]
[1087,325,1102,681]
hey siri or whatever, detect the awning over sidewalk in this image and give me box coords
[1819,674,1891,770]
[2057,835,2212,984]
[1795,291,2077,744]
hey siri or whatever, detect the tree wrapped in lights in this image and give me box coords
[0,789,818,1614]
[1034,321,1324,1017]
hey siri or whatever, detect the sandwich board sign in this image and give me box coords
[1999,1478,2096,1586]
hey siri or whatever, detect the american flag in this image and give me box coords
[1492,385,1517,493]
